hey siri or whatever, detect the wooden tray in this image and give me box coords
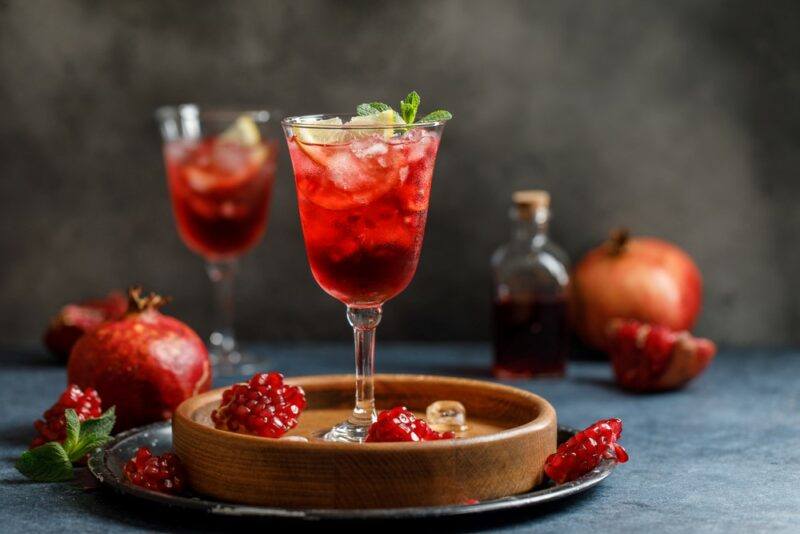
[172,374,557,509]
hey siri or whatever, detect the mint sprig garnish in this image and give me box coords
[399,91,420,124]
[356,102,392,116]
[356,91,452,124]
[420,110,453,122]
[16,407,115,482]
[356,102,404,124]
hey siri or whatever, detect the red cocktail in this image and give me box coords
[157,106,276,374]
[283,98,450,442]
[164,137,276,259]
[287,130,439,306]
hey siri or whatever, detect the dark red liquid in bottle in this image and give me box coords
[492,296,569,378]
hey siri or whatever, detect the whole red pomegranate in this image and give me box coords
[570,229,702,350]
[43,292,128,361]
[67,287,211,431]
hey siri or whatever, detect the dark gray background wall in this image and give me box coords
[1,0,798,347]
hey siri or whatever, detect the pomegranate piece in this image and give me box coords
[544,418,628,484]
[43,292,127,361]
[607,319,716,392]
[67,287,212,431]
[211,372,306,438]
[365,406,455,443]
[30,384,102,449]
[124,447,186,494]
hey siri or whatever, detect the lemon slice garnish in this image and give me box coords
[346,109,402,139]
[219,115,261,146]
[295,117,344,144]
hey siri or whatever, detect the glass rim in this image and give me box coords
[281,113,450,129]
[155,104,273,124]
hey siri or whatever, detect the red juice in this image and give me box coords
[492,296,569,378]
[286,131,440,306]
[164,138,276,260]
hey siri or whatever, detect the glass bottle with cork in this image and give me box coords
[491,190,570,377]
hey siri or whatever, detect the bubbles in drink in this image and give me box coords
[211,142,251,174]
[351,138,388,159]
[326,152,363,191]
[426,400,468,434]
[185,166,218,192]
[407,135,431,163]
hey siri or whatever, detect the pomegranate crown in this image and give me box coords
[127,286,171,313]
[607,227,630,256]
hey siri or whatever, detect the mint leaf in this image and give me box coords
[62,409,80,453]
[16,406,117,482]
[420,110,452,122]
[357,92,449,125]
[400,91,420,124]
[356,102,405,124]
[68,407,115,461]
[357,102,391,116]
[15,443,73,482]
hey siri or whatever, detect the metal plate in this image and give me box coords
[88,422,616,520]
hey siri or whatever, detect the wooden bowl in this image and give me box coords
[173,374,557,509]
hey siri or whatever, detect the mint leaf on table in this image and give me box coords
[420,110,453,122]
[15,442,73,482]
[68,407,115,461]
[399,91,421,124]
[62,408,81,453]
[15,407,116,482]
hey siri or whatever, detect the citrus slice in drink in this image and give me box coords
[219,115,261,146]
[290,141,403,211]
[293,117,345,166]
[346,109,400,140]
[218,115,271,169]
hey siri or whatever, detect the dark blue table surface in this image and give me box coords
[1,344,798,533]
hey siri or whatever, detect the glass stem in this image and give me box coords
[346,305,382,427]
[206,259,238,359]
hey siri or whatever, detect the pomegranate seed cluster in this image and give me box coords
[608,319,717,392]
[124,447,186,494]
[30,384,102,449]
[612,321,675,377]
[365,406,455,443]
[211,372,307,438]
[544,418,628,484]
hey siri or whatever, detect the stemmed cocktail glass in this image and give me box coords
[282,114,448,441]
[157,105,277,375]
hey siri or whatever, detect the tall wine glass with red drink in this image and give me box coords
[156,105,277,374]
[282,92,451,441]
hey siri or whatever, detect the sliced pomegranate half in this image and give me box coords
[607,319,716,392]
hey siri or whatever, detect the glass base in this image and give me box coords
[323,419,372,442]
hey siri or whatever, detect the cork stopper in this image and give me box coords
[512,190,550,221]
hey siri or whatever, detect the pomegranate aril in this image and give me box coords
[608,319,717,392]
[211,372,307,439]
[124,447,186,494]
[365,406,456,443]
[544,418,628,484]
[29,384,103,449]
